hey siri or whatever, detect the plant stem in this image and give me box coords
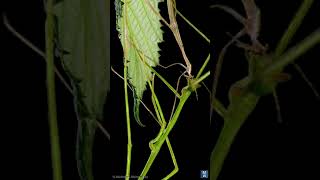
[264,28,320,75]
[275,0,314,56]
[210,27,320,179]
[210,26,320,180]
[196,54,210,79]
[45,0,63,180]
[210,1,318,180]
[210,92,259,180]
[124,60,132,180]
[193,71,210,86]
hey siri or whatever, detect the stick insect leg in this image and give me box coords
[147,76,179,179]
[272,62,320,124]
[144,0,192,76]
[170,71,187,120]
[210,5,246,25]
[167,0,192,76]
[175,10,210,43]
[147,76,167,149]
[293,63,320,100]
[162,137,178,180]
[210,30,246,122]
[226,32,263,54]
[272,89,283,123]
[234,39,264,53]
[133,42,188,73]
[134,47,181,98]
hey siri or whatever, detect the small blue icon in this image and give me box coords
[200,170,208,178]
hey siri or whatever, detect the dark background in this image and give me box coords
[2,0,320,180]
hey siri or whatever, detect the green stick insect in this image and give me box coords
[115,0,212,179]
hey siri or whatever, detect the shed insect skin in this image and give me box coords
[167,0,192,76]
[209,0,269,122]
[210,0,319,125]
[211,0,266,53]
[143,0,192,77]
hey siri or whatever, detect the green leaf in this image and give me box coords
[53,0,110,180]
[54,0,110,119]
[116,0,163,126]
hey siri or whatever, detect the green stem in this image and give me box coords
[209,28,320,176]
[210,93,260,180]
[45,0,63,180]
[275,0,314,56]
[124,62,132,180]
[193,71,210,86]
[123,1,132,178]
[209,27,320,176]
[210,1,317,179]
[195,54,210,79]
[264,28,320,75]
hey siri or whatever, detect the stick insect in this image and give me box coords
[116,0,211,179]
[209,0,319,123]
[147,76,178,180]
[111,65,179,179]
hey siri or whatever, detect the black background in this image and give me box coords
[2,0,320,180]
